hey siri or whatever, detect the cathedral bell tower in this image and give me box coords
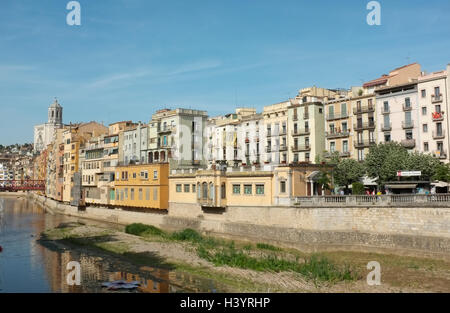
[48,98,63,126]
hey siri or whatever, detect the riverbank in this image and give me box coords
[26,192,450,260]
[40,222,450,292]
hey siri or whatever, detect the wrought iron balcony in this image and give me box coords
[353,104,374,115]
[433,150,447,159]
[432,112,444,121]
[402,121,414,129]
[432,94,443,103]
[326,112,349,121]
[354,140,376,148]
[325,131,350,139]
[354,122,375,131]
[433,130,445,139]
[403,103,412,111]
[292,128,310,136]
[291,145,311,152]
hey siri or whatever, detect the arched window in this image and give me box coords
[197,183,201,199]
[209,183,214,200]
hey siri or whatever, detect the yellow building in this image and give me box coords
[169,164,332,210]
[114,163,169,210]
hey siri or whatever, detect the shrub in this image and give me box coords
[352,182,365,195]
[170,228,203,242]
[256,243,281,251]
[125,223,165,237]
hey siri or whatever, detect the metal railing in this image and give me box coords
[293,194,450,207]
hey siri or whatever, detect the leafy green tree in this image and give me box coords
[334,158,365,192]
[404,151,440,180]
[316,169,332,193]
[364,142,409,185]
[352,182,365,195]
[433,162,450,182]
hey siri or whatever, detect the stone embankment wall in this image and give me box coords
[23,192,450,259]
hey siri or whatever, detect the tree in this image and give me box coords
[404,151,440,181]
[364,142,409,185]
[316,168,332,193]
[433,162,450,182]
[334,158,365,193]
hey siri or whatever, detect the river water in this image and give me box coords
[0,196,222,293]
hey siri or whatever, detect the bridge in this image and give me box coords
[0,180,45,192]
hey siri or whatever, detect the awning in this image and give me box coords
[362,176,378,186]
[432,181,450,188]
[307,171,321,182]
[385,184,417,189]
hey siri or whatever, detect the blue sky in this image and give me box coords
[0,0,449,145]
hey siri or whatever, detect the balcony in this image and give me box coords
[433,130,445,139]
[326,112,349,121]
[279,145,288,152]
[382,107,390,114]
[353,104,374,115]
[403,103,412,111]
[432,94,443,103]
[354,140,376,148]
[340,151,351,157]
[401,139,416,149]
[265,146,272,153]
[292,128,310,136]
[380,123,392,131]
[279,129,287,136]
[158,126,174,134]
[354,122,375,131]
[432,112,444,121]
[291,145,311,152]
[402,121,414,129]
[303,113,309,120]
[326,131,350,139]
[433,150,447,159]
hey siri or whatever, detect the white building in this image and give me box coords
[33,99,63,153]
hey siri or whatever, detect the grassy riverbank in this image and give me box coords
[40,222,450,292]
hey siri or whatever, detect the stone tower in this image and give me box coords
[48,98,63,126]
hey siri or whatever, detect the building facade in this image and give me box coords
[34,99,63,153]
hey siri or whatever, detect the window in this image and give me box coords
[184,184,190,193]
[421,89,426,98]
[330,142,336,153]
[232,184,241,194]
[130,188,134,200]
[256,184,265,195]
[153,170,158,179]
[435,86,440,97]
[192,184,196,193]
[133,172,136,179]
[125,188,128,199]
[405,97,411,108]
[153,188,158,201]
[343,141,348,153]
[422,107,427,115]
[424,142,429,152]
[405,130,413,140]
[221,183,226,198]
[176,184,182,192]
[384,133,391,142]
[280,181,286,193]
[342,122,348,132]
[146,188,150,200]
[423,124,428,133]
[244,184,252,195]
[139,188,143,200]
[383,101,389,113]
[358,149,364,161]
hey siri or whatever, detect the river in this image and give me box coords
[0,196,222,293]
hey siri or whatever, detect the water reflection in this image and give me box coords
[0,196,222,293]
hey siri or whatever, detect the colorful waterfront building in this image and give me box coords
[114,163,169,210]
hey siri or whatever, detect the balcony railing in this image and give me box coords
[401,139,416,149]
[403,103,412,111]
[354,122,375,131]
[353,104,374,115]
[265,146,272,153]
[382,107,390,114]
[381,123,392,131]
[354,140,376,148]
[292,129,310,136]
[303,113,309,120]
[325,131,350,139]
[291,145,311,152]
[433,150,447,159]
[293,115,298,121]
[279,129,287,136]
[294,194,450,207]
[432,130,445,139]
[432,94,443,103]
[279,145,288,152]
[326,112,349,121]
[402,121,414,129]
